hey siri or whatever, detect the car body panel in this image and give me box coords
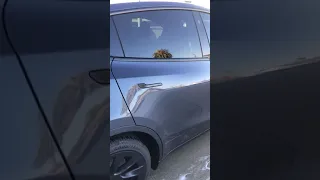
[111,58,210,156]
[0,3,71,179]
[211,0,320,179]
[110,68,136,129]
[0,59,73,180]
[4,0,109,179]
[110,2,210,159]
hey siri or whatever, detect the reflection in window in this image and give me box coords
[110,20,124,57]
[200,13,210,42]
[153,49,173,59]
[113,10,202,58]
[193,12,210,58]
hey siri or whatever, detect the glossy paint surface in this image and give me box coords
[111,58,210,156]
[2,0,109,179]
[0,31,71,180]
[110,62,136,130]
[109,2,211,165]
[211,0,320,179]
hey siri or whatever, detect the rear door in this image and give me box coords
[4,0,109,179]
[1,1,71,179]
[111,9,210,156]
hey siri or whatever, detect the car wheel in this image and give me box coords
[110,136,151,180]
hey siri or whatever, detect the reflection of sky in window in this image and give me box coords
[132,18,163,38]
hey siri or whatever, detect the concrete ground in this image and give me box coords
[147,131,210,180]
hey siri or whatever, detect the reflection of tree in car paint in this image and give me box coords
[51,97,109,174]
[121,84,141,115]
[131,88,160,113]
[34,71,108,174]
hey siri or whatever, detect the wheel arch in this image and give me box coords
[110,125,163,169]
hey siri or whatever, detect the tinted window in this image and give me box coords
[200,13,210,42]
[113,10,202,59]
[193,12,210,58]
[110,19,124,57]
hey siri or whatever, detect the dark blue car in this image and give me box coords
[110,2,210,180]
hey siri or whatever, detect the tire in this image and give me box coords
[110,136,151,180]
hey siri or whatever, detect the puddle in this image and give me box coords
[178,173,191,180]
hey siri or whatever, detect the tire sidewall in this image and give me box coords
[110,138,151,179]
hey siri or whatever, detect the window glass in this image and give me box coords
[193,12,210,58]
[200,13,210,42]
[110,19,124,57]
[113,10,202,59]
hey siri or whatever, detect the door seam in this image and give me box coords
[110,57,137,125]
[2,2,75,179]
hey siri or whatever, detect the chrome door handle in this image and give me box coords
[138,83,163,88]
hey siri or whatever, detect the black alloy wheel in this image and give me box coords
[110,137,151,180]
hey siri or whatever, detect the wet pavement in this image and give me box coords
[147,131,210,180]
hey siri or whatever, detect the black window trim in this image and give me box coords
[111,8,210,61]
[110,7,210,16]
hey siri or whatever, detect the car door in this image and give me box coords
[111,9,210,156]
[211,0,320,179]
[4,0,109,179]
[1,1,71,179]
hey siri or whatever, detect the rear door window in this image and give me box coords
[193,12,210,58]
[200,13,210,42]
[113,10,202,59]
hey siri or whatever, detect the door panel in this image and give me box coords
[0,24,71,180]
[211,0,320,179]
[110,59,136,130]
[4,0,109,179]
[111,59,210,155]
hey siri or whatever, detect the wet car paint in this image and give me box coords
[1,0,109,179]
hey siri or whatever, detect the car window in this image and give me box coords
[200,13,210,42]
[113,10,202,59]
[110,19,124,57]
[193,12,210,58]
